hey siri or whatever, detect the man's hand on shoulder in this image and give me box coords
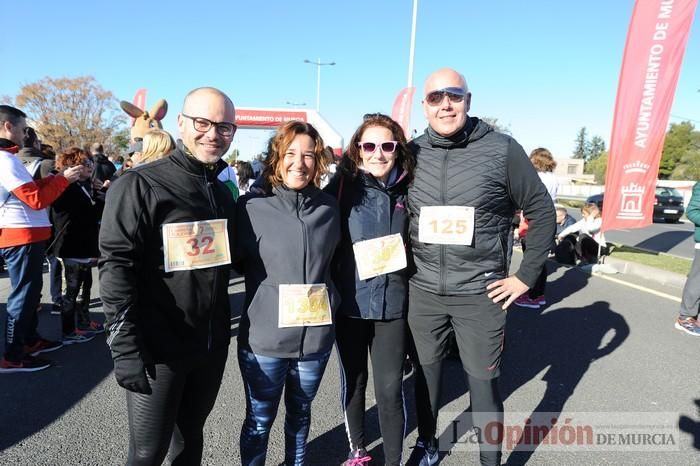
[486,275,529,310]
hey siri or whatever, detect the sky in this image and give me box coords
[2,0,699,161]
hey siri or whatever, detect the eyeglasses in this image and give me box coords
[181,113,237,137]
[424,87,467,106]
[81,160,94,168]
[358,141,398,153]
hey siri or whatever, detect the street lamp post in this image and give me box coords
[304,58,335,113]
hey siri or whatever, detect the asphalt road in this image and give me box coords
[0,256,698,465]
[563,207,695,259]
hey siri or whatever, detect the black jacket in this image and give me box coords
[233,184,340,358]
[49,182,99,259]
[99,149,236,364]
[408,118,555,295]
[92,153,116,182]
[325,164,410,320]
[92,152,116,219]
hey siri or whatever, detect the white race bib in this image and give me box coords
[162,219,231,272]
[418,206,475,245]
[278,284,332,328]
[352,233,407,280]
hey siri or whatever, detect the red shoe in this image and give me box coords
[513,295,540,309]
[24,338,63,356]
[0,355,52,373]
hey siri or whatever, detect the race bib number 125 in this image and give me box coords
[418,206,475,246]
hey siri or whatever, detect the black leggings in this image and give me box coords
[336,314,406,466]
[125,349,228,466]
[414,362,503,466]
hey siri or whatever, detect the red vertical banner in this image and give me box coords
[391,87,416,140]
[131,88,147,125]
[602,0,698,232]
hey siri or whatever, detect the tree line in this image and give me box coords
[1,76,128,156]
[574,122,700,183]
[2,75,699,179]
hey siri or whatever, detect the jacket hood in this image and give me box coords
[0,138,20,153]
[424,117,493,148]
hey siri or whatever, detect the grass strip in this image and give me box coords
[607,244,691,275]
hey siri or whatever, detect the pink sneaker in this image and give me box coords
[533,295,546,306]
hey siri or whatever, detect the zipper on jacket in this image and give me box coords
[296,191,308,359]
[439,149,448,295]
[204,166,219,352]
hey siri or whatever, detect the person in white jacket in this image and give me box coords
[557,203,606,263]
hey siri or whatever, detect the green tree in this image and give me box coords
[11,76,127,154]
[573,127,588,159]
[585,151,608,183]
[671,151,700,180]
[112,128,130,153]
[659,121,698,179]
[588,136,606,161]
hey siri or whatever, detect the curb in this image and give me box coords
[600,256,688,289]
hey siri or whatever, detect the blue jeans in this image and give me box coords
[47,254,63,306]
[238,345,330,466]
[0,241,45,361]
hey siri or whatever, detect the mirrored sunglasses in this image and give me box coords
[424,87,467,106]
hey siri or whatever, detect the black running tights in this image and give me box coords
[124,349,228,466]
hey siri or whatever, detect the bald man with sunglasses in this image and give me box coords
[406,68,555,466]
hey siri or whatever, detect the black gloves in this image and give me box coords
[113,355,153,394]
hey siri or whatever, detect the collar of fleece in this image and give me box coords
[0,138,20,153]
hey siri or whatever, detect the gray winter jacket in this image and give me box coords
[408,118,555,295]
[233,184,341,358]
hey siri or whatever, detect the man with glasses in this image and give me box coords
[99,87,237,464]
[406,68,555,465]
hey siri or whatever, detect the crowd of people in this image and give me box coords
[0,64,698,466]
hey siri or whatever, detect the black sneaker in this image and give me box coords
[408,437,438,466]
[0,355,52,373]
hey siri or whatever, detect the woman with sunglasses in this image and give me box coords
[324,113,415,466]
[233,120,340,466]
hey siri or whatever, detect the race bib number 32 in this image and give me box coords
[162,219,231,272]
[418,206,475,246]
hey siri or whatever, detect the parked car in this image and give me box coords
[585,187,685,223]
